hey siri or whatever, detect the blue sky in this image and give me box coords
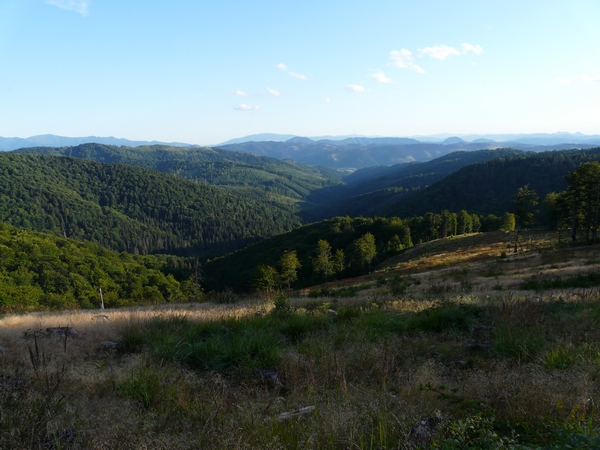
[1,0,599,145]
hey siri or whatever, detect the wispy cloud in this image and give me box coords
[234,104,260,111]
[390,42,483,73]
[555,77,572,85]
[461,43,484,55]
[234,90,248,97]
[345,84,365,93]
[46,0,89,15]
[277,63,308,80]
[370,70,392,83]
[267,87,281,96]
[389,49,425,73]
[582,74,600,82]
[419,45,461,60]
[325,97,331,103]
[289,71,307,80]
[419,43,484,60]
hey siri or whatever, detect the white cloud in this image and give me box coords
[267,87,281,96]
[390,43,483,73]
[276,63,308,80]
[371,70,392,83]
[234,90,248,97]
[555,77,572,85]
[582,74,600,82]
[419,45,461,60]
[346,84,365,93]
[289,71,307,80]
[325,97,331,103]
[389,49,425,73]
[461,43,484,55]
[234,104,260,111]
[46,0,89,15]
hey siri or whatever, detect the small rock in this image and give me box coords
[255,368,282,386]
[101,341,119,351]
[407,416,443,448]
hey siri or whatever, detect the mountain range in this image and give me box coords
[4,133,600,171]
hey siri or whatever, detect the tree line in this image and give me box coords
[205,210,518,293]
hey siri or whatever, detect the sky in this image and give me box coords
[1,0,599,145]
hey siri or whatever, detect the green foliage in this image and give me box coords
[0,222,184,312]
[349,232,377,272]
[501,212,516,231]
[310,148,528,220]
[522,272,600,290]
[251,265,278,293]
[493,324,545,360]
[205,216,414,292]
[515,184,539,229]
[0,153,302,257]
[279,250,301,289]
[384,147,600,221]
[313,239,334,280]
[406,303,481,333]
[558,161,600,244]
[18,143,340,207]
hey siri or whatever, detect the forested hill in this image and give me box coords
[0,153,301,256]
[383,147,600,218]
[306,148,527,220]
[16,143,341,203]
[0,221,186,312]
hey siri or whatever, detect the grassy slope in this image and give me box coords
[2,231,600,448]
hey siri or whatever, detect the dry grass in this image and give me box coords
[3,233,600,448]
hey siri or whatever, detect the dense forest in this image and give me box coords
[381,147,600,218]
[0,153,301,256]
[306,148,527,220]
[0,222,188,312]
[4,144,600,303]
[16,143,341,207]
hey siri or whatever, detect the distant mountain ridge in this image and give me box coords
[0,134,195,151]
[217,138,600,169]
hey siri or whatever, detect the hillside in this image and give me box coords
[3,231,600,448]
[383,147,600,218]
[204,216,411,292]
[305,148,527,220]
[0,221,186,312]
[16,143,341,205]
[0,153,300,256]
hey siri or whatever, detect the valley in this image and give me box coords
[2,138,600,448]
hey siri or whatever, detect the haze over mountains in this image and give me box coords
[4,132,600,170]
